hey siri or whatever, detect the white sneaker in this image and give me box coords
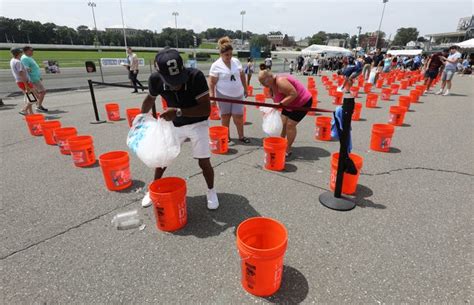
[141,191,152,207]
[206,188,219,210]
[442,90,450,96]
[435,89,443,95]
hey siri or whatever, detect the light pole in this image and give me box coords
[374,0,388,50]
[172,11,179,48]
[119,0,128,50]
[240,10,246,46]
[88,2,99,48]
[356,26,362,49]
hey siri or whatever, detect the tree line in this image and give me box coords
[0,17,423,50]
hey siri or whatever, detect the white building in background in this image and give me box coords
[267,34,285,47]
[327,39,346,48]
[105,25,139,36]
[406,41,425,49]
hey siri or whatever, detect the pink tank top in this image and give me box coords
[273,75,312,111]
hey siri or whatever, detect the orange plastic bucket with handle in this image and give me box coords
[399,96,411,110]
[366,93,378,108]
[370,124,395,152]
[25,114,45,136]
[247,85,254,97]
[308,91,318,116]
[105,103,120,121]
[388,106,407,126]
[40,120,61,145]
[236,217,288,297]
[330,152,363,195]
[149,177,187,232]
[54,127,78,155]
[390,84,400,95]
[263,137,287,171]
[99,151,132,191]
[210,104,221,120]
[381,88,392,101]
[376,79,384,88]
[400,79,409,89]
[410,89,422,103]
[263,87,271,98]
[126,108,141,127]
[68,135,96,167]
[161,97,168,110]
[363,83,372,93]
[333,92,343,105]
[350,86,359,98]
[352,103,362,121]
[315,117,332,141]
[209,126,229,154]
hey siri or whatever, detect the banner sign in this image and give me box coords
[100,58,145,67]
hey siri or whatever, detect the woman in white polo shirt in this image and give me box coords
[209,36,250,143]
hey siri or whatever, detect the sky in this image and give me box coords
[1,0,473,39]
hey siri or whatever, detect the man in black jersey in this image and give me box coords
[139,49,219,210]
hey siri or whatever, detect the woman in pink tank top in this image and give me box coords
[258,70,313,156]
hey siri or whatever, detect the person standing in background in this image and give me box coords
[436,45,462,96]
[11,47,35,115]
[312,56,319,75]
[209,37,250,144]
[127,47,144,93]
[244,57,255,86]
[21,46,48,112]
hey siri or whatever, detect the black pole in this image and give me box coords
[152,103,157,119]
[319,96,356,211]
[88,79,106,124]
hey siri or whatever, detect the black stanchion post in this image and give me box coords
[88,79,106,124]
[151,103,157,119]
[319,96,356,211]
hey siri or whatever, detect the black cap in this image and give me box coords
[155,48,188,86]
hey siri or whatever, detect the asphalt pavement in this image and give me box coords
[0,72,473,304]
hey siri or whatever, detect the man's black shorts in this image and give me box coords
[424,69,439,79]
[282,97,312,122]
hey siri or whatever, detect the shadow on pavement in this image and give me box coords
[352,184,386,209]
[283,163,298,173]
[117,180,146,194]
[173,193,261,238]
[47,109,69,115]
[290,146,331,163]
[264,265,309,304]
[388,147,401,154]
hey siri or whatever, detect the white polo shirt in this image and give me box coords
[210,57,244,97]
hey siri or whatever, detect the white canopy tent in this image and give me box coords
[301,44,353,57]
[386,49,423,56]
[455,38,474,49]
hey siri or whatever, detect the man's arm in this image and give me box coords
[160,94,211,121]
[141,94,157,114]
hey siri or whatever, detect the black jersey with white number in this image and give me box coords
[148,68,209,127]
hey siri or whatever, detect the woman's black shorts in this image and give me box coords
[282,97,312,122]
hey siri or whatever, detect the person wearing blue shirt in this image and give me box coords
[21,46,48,112]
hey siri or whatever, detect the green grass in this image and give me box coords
[198,42,217,49]
[0,50,192,69]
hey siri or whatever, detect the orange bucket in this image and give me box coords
[350,86,359,98]
[410,89,422,103]
[54,127,78,155]
[370,124,395,152]
[352,103,362,121]
[315,117,332,141]
[247,85,254,97]
[308,92,318,116]
[363,83,372,93]
[388,106,407,126]
[40,120,61,145]
[126,108,141,127]
[161,97,168,110]
[209,126,228,154]
[98,151,132,191]
[68,135,96,167]
[210,104,221,120]
[376,79,383,88]
[366,93,378,108]
[330,152,363,195]
[25,114,45,136]
[415,85,426,95]
[381,88,392,101]
[105,103,120,121]
[399,96,411,110]
[149,177,187,232]
[236,217,288,297]
[263,137,287,171]
[390,84,400,95]
[400,79,408,89]
[333,92,343,105]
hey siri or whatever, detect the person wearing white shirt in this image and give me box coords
[312,56,319,75]
[209,37,250,143]
[436,45,462,96]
